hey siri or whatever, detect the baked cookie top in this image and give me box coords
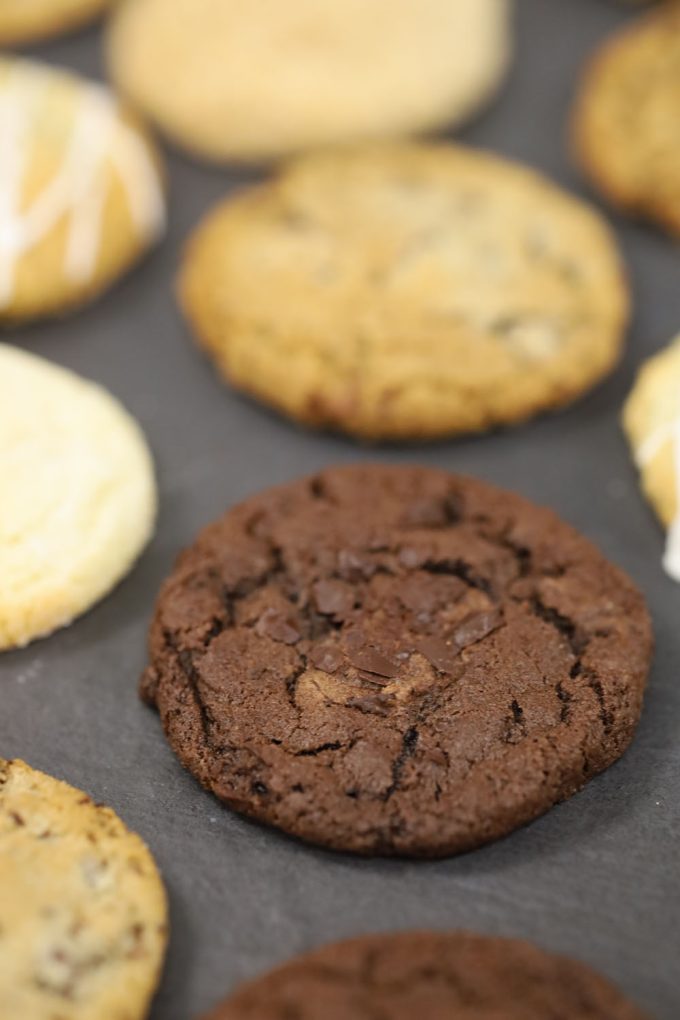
[573,6,680,235]
[0,758,167,1020]
[107,0,511,162]
[180,143,628,440]
[142,465,651,857]
[623,334,680,581]
[0,0,110,45]
[0,343,157,650]
[201,930,650,1019]
[0,57,165,321]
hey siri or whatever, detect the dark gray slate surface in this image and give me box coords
[1,1,678,1016]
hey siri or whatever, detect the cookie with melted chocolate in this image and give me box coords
[141,465,651,856]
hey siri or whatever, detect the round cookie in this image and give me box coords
[142,464,651,857]
[201,931,649,1020]
[0,343,157,650]
[0,758,167,1019]
[106,0,512,164]
[573,7,680,236]
[0,0,111,46]
[180,144,629,441]
[623,334,680,581]
[0,57,165,322]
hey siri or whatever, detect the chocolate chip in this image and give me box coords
[401,497,449,527]
[308,645,344,674]
[453,608,503,649]
[255,607,301,644]
[312,579,354,617]
[416,636,460,673]
[357,671,393,686]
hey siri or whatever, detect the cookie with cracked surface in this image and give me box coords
[142,464,651,857]
[0,0,111,45]
[201,930,650,1020]
[107,0,511,164]
[573,7,680,236]
[180,143,628,440]
[0,343,157,650]
[0,57,165,322]
[623,333,680,582]
[0,758,167,1019]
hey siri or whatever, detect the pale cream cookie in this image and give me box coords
[0,57,165,322]
[0,758,167,1019]
[0,343,157,650]
[107,0,512,163]
[573,6,680,236]
[623,335,680,581]
[0,0,111,46]
[180,143,629,441]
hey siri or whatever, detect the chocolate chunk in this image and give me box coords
[254,607,300,644]
[312,579,354,617]
[416,636,460,673]
[345,632,399,677]
[337,548,376,581]
[402,497,450,528]
[453,607,503,649]
[346,693,393,716]
[308,645,344,674]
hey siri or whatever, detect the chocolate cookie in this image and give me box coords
[142,465,652,856]
[200,931,650,1019]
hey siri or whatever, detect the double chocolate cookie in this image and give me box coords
[142,465,651,856]
[201,931,650,1019]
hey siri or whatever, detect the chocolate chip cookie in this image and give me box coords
[142,465,652,856]
[201,931,650,1019]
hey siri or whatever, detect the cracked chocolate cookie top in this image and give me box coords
[201,930,650,1020]
[142,465,651,856]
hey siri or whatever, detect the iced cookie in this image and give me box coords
[202,931,649,1019]
[0,57,165,322]
[0,0,111,46]
[623,335,680,580]
[573,7,680,236]
[107,0,512,163]
[0,343,157,650]
[0,758,167,1019]
[180,143,628,440]
[142,465,651,857]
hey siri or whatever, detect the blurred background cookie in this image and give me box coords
[573,6,680,235]
[180,143,628,441]
[106,0,512,163]
[0,757,167,1019]
[0,57,165,322]
[0,344,157,650]
[623,335,680,581]
[201,930,650,1019]
[0,0,111,46]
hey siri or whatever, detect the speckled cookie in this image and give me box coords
[623,334,680,581]
[0,343,157,650]
[0,56,165,322]
[0,0,111,45]
[201,930,650,1019]
[573,6,680,235]
[142,465,651,857]
[180,143,629,440]
[0,758,168,1019]
[107,0,512,163]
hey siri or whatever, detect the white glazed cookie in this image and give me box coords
[623,336,680,581]
[0,344,157,650]
[0,0,111,46]
[0,57,165,322]
[0,758,168,1019]
[180,143,629,440]
[107,0,512,163]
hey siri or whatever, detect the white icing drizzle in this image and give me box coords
[635,419,680,581]
[0,61,165,307]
